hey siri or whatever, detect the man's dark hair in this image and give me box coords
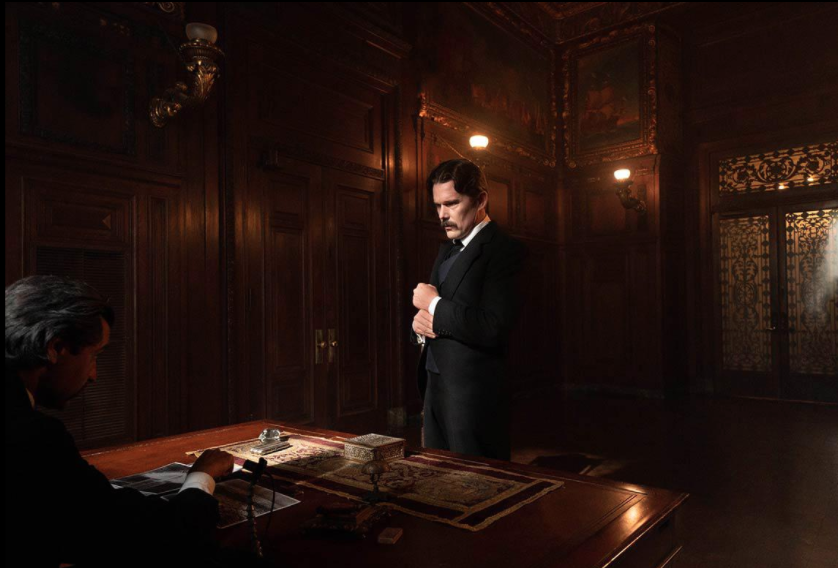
[426,159,487,201]
[5,275,114,371]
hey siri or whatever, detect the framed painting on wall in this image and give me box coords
[563,24,659,168]
[416,2,556,168]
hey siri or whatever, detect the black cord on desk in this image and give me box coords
[262,471,277,543]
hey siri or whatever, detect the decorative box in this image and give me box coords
[343,434,405,463]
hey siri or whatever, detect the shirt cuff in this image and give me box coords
[180,471,216,496]
[428,296,442,315]
[417,334,425,345]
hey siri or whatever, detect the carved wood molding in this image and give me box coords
[419,94,557,168]
[552,2,683,44]
[718,141,838,195]
[260,143,386,181]
[467,2,554,53]
[470,2,686,46]
[141,2,185,21]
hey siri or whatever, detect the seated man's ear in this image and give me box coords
[46,337,66,364]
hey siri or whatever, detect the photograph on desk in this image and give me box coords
[5,2,838,568]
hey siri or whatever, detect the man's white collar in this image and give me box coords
[456,216,492,249]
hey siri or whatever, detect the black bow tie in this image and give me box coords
[445,241,464,260]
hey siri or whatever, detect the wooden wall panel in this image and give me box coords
[12,166,144,448]
[260,163,319,424]
[508,238,560,393]
[335,184,377,416]
[681,2,838,395]
[5,2,222,447]
[486,174,513,230]
[226,3,403,434]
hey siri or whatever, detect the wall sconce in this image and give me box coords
[468,134,490,171]
[435,133,490,166]
[614,169,646,214]
[149,23,224,128]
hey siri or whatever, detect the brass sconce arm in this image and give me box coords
[150,24,224,128]
[613,169,646,214]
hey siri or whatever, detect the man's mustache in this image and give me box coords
[441,221,456,228]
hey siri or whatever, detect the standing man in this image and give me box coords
[5,275,234,568]
[411,159,525,461]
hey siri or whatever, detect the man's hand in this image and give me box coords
[190,449,234,479]
[413,309,437,338]
[413,283,439,311]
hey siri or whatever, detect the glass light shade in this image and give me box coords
[614,169,631,181]
[469,135,489,149]
[186,23,218,44]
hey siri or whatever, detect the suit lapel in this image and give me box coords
[430,241,454,288]
[440,221,498,298]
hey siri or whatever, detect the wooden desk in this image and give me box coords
[83,422,687,568]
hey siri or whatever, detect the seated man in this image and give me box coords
[5,275,234,568]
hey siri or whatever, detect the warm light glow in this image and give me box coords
[186,23,218,44]
[778,183,787,190]
[469,135,489,149]
[614,169,631,181]
[808,176,815,183]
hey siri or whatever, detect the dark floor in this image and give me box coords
[407,391,838,568]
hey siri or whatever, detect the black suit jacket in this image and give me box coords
[413,221,525,404]
[4,368,220,568]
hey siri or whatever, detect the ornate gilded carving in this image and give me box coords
[470,2,554,52]
[719,216,773,372]
[554,2,682,44]
[419,94,556,168]
[141,2,185,20]
[719,142,838,195]
[785,209,838,375]
[343,434,406,463]
[149,33,224,128]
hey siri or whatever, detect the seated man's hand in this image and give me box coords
[413,309,437,338]
[413,283,439,311]
[190,448,234,479]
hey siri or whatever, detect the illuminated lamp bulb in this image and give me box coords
[469,135,489,150]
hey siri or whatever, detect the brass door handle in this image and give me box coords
[328,329,338,363]
[315,329,326,364]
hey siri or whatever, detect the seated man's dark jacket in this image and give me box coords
[4,367,220,568]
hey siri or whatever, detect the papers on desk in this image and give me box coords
[213,479,299,529]
[110,462,193,496]
[109,462,299,528]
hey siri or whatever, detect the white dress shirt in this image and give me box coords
[415,216,492,344]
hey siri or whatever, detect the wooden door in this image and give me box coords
[250,155,326,426]
[715,201,837,402]
[324,168,387,432]
[778,201,838,401]
[251,154,388,432]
